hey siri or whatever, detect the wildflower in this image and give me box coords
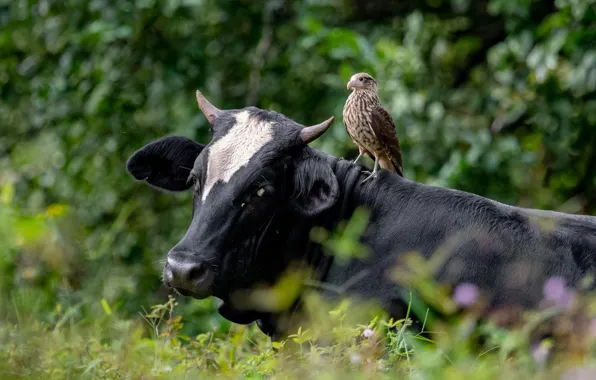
[350,353,361,364]
[543,276,566,301]
[531,340,552,365]
[589,318,596,338]
[543,276,576,310]
[363,328,374,338]
[556,288,576,309]
[453,282,479,307]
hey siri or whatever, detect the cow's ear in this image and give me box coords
[291,157,339,217]
[126,136,205,191]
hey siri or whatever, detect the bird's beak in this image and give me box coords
[347,79,354,90]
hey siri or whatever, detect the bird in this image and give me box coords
[342,72,404,181]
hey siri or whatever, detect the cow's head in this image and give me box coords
[126,91,338,306]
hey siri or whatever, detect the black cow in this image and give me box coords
[127,91,596,339]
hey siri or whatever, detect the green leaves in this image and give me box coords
[2,0,596,350]
[310,206,371,265]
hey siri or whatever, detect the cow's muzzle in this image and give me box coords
[163,251,214,299]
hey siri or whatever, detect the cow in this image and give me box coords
[126,91,596,340]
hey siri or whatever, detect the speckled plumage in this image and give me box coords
[343,73,403,178]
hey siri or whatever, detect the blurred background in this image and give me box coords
[1,0,595,337]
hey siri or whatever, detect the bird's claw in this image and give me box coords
[360,171,377,185]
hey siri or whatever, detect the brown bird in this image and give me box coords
[343,72,404,180]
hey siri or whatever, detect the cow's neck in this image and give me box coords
[251,149,407,338]
[259,151,402,337]
[307,151,392,280]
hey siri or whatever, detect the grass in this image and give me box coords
[2,287,596,380]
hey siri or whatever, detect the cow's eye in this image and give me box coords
[255,185,275,198]
[237,185,273,209]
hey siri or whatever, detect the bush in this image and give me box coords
[2,0,596,377]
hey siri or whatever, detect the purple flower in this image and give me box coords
[589,319,596,338]
[543,276,576,310]
[531,340,551,364]
[453,282,479,307]
[557,288,576,309]
[543,276,566,301]
[363,328,374,338]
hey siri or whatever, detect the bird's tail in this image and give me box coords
[379,155,404,177]
[392,155,404,177]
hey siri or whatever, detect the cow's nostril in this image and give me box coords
[165,255,214,299]
[188,263,208,283]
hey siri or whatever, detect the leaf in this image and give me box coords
[101,298,112,316]
[0,184,14,205]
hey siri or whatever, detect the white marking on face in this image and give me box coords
[202,110,273,201]
[256,188,265,197]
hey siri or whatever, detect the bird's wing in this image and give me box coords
[343,104,373,157]
[343,119,358,143]
[370,106,404,176]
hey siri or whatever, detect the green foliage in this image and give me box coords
[2,0,596,377]
[310,206,371,264]
[3,268,596,379]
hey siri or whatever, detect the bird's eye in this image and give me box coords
[359,77,364,82]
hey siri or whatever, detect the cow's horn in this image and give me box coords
[196,90,221,124]
[300,116,335,144]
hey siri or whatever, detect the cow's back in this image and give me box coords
[346,176,596,309]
